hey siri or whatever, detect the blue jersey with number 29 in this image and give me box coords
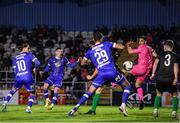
[84,41,116,71]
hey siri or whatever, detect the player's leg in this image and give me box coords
[128,65,147,110]
[91,87,103,113]
[2,87,18,112]
[68,84,97,117]
[47,77,62,110]
[135,80,144,110]
[25,83,36,113]
[68,74,104,117]
[2,81,21,112]
[153,89,162,119]
[43,83,51,108]
[113,73,131,116]
[119,77,131,116]
[26,93,36,113]
[135,68,151,110]
[170,86,179,118]
[85,87,103,115]
[44,77,54,108]
[47,86,60,110]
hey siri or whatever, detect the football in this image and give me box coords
[123,61,133,71]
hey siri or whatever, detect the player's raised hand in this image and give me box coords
[111,82,118,87]
[172,79,177,85]
[39,71,44,78]
[77,57,82,63]
[33,68,36,74]
[150,74,155,80]
[86,75,93,81]
[126,41,134,47]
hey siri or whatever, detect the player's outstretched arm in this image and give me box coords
[80,57,88,66]
[127,46,133,54]
[113,43,125,50]
[152,49,158,58]
[125,41,136,54]
[150,58,159,80]
[173,63,179,85]
[44,64,51,73]
[67,57,82,68]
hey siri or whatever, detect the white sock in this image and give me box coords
[75,104,80,108]
[121,103,126,109]
[27,106,31,110]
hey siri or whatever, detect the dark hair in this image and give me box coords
[55,47,62,51]
[138,36,146,41]
[89,40,95,47]
[163,40,174,48]
[93,30,103,41]
[97,25,109,36]
[19,42,30,51]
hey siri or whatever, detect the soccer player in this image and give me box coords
[85,64,133,115]
[150,40,179,118]
[125,36,157,110]
[40,48,80,110]
[2,43,40,113]
[68,30,132,117]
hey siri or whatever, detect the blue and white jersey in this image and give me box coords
[84,41,116,71]
[44,56,78,76]
[13,52,40,81]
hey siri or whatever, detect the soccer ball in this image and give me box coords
[123,61,133,71]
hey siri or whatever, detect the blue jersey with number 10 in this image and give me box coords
[13,52,40,82]
[84,41,116,71]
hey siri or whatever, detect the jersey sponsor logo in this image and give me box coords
[55,61,61,67]
[17,71,28,76]
[98,61,110,68]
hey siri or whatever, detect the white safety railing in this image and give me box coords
[0,70,179,106]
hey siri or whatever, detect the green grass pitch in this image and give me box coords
[0,105,179,122]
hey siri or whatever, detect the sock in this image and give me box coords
[121,103,126,109]
[172,97,179,111]
[77,91,92,106]
[122,85,131,103]
[44,89,49,99]
[27,95,35,108]
[154,96,161,109]
[91,93,101,112]
[52,93,58,105]
[5,90,16,104]
[137,87,143,101]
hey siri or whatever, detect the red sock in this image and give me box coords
[137,87,143,101]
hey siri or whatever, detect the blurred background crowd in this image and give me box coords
[0,24,180,83]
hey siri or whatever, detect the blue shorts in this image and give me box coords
[92,70,125,88]
[13,79,35,92]
[45,75,63,88]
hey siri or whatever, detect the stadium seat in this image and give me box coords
[10,43,16,49]
[60,43,66,49]
[4,43,10,50]
[88,31,93,37]
[68,31,75,38]
[44,48,51,56]
[74,31,80,37]
[51,48,56,54]
[54,43,60,48]
[81,31,88,38]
